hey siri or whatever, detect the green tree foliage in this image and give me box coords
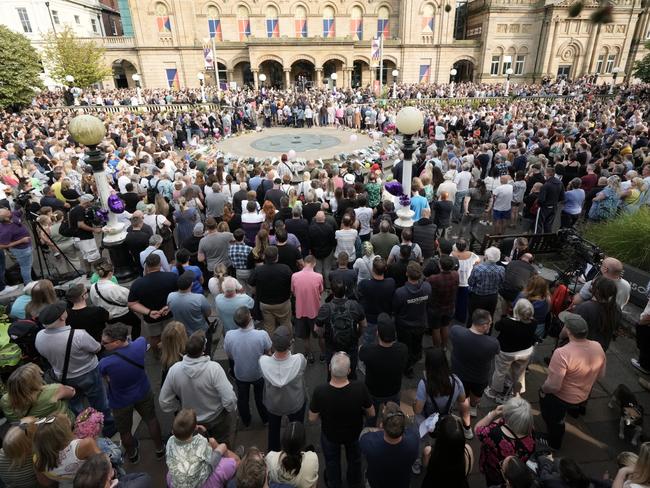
[633,42,650,83]
[0,26,43,111]
[42,26,111,88]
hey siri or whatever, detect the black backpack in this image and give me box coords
[326,301,357,351]
[58,211,78,238]
[146,178,161,204]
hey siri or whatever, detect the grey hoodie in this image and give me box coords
[159,355,237,423]
[259,353,307,416]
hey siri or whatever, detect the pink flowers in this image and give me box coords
[74,407,104,439]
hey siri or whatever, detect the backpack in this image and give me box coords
[9,318,43,366]
[326,301,357,351]
[147,178,161,204]
[58,210,78,238]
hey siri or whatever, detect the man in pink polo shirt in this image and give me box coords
[291,255,323,363]
[539,311,606,449]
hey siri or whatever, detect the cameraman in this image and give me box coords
[0,207,33,291]
[70,194,103,278]
[571,256,630,310]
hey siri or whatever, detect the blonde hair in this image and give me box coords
[160,321,188,370]
[3,421,37,468]
[217,221,230,232]
[629,442,650,485]
[6,364,45,415]
[25,279,57,320]
[33,414,75,472]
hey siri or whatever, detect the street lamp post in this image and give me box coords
[392,69,399,99]
[449,68,458,97]
[68,115,135,281]
[197,73,206,102]
[131,74,142,105]
[505,68,514,96]
[394,107,424,228]
[258,73,267,94]
[64,75,75,106]
[610,67,622,94]
[330,72,337,93]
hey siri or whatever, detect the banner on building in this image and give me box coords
[323,18,335,38]
[419,64,430,83]
[371,38,381,65]
[266,19,279,38]
[166,68,180,90]
[203,46,214,71]
[350,19,363,41]
[208,19,222,40]
[295,19,307,37]
[377,19,389,38]
[238,19,251,40]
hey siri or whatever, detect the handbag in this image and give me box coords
[94,283,127,308]
[156,217,173,241]
[44,329,75,385]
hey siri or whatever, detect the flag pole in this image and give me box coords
[212,36,220,91]
[378,34,384,97]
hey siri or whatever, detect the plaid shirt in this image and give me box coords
[229,242,252,270]
[427,270,459,314]
[468,263,505,296]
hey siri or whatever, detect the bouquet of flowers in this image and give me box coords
[74,407,104,439]
[384,180,404,197]
[399,194,411,207]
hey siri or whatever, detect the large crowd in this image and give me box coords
[0,80,648,488]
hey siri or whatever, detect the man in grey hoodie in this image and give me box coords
[159,330,238,446]
[259,325,307,451]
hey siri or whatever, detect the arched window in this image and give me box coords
[377,6,389,38]
[422,4,434,33]
[207,5,222,41]
[323,6,335,38]
[295,5,307,37]
[266,5,279,38]
[350,6,363,41]
[237,6,251,41]
[155,2,171,33]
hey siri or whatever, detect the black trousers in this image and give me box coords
[538,205,556,233]
[540,392,580,449]
[396,326,425,371]
[467,292,498,327]
[108,311,141,339]
[637,323,650,371]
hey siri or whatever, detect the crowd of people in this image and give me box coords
[0,80,648,488]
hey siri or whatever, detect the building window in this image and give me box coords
[74,15,80,24]
[595,54,604,73]
[502,55,512,74]
[323,6,335,38]
[421,4,434,33]
[91,18,98,32]
[377,6,389,38]
[207,6,222,41]
[156,3,171,33]
[237,6,251,40]
[557,65,571,78]
[111,19,117,35]
[266,6,279,38]
[52,10,60,24]
[496,24,507,33]
[515,55,525,75]
[605,54,616,73]
[350,6,363,40]
[16,8,32,33]
[295,5,307,38]
[490,55,500,75]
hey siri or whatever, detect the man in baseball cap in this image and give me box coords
[539,311,606,449]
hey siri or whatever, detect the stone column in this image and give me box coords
[315,68,323,88]
[346,68,353,88]
[252,69,259,89]
[543,19,559,77]
[581,22,598,76]
[284,68,291,89]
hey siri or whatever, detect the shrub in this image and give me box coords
[583,208,650,270]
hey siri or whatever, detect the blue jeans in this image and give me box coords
[66,367,116,437]
[267,402,306,452]
[320,433,362,488]
[8,246,32,285]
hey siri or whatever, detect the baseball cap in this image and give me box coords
[193,222,204,236]
[79,194,95,203]
[39,301,68,326]
[272,325,292,352]
[559,311,588,336]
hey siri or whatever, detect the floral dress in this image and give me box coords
[476,419,535,486]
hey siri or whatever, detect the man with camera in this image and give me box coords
[70,194,103,277]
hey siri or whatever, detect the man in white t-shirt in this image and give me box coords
[434,122,446,152]
[491,176,513,235]
[453,164,473,222]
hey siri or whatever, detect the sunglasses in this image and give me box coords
[35,416,57,426]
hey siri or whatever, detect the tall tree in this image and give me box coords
[633,42,650,83]
[42,26,111,88]
[0,26,43,111]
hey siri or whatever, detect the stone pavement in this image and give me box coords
[127,322,649,488]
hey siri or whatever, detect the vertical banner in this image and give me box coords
[295,19,307,37]
[208,19,222,40]
[266,19,279,38]
[203,46,214,71]
[157,16,171,33]
[419,64,431,83]
[377,19,389,38]
[422,16,434,33]
[323,18,335,38]
[238,19,251,40]
[166,68,180,90]
[371,37,381,64]
[350,19,363,40]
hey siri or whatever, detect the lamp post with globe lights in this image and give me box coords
[505,68,514,96]
[330,72,337,93]
[610,67,622,94]
[67,115,135,280]
[449,68,457,97]
[394,107,424,228]
[131,74,142,105]
[197,73,206,102]
[259,73,267,94]
[392,69,399,99]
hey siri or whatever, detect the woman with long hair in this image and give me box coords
[266,422,319,488]
[223,202,241,232]
[160,321,188,383]
[25,279,57,321]
[248,229,270,268]
[173,196,199,247]
[89,259,142,339]
[573,276,621,351]
[421,415,473,488]
[353,241,377,284]
[261,201,278,230]
[33,413,100,487]
[613,441,650,488]
[514,275,551,341]
[173,248,204,294]
[151,195,174,260]
[0,419,48,487]
[501,456,540,488]
[0,363,75,422]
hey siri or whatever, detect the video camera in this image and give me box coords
[557,228,605,268]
